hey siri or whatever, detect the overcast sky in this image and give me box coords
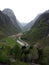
[0,0,49,23]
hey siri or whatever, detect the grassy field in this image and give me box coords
[0,37,22,48]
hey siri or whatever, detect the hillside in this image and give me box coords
[3,8,21,30]
[23,14,41,31]
[22,12,49,44]
[0,10,21,36]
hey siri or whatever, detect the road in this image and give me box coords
[9,33,29,47]
[17,40,25,46]
[17,37,29,47]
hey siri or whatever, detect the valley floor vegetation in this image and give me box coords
[0,34,49,65]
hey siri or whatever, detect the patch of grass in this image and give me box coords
[0,37,21,48]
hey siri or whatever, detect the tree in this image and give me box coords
[41,46,49,65]
[12,44,21,59]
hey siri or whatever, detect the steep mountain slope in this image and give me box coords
[0,11,20,36]
[22,12,49,44]
[23,14,41,31]
[3,8,21,30]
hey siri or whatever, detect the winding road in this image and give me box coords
[9,33,29,47]
[17,37,29,47]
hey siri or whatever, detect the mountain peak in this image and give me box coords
[3,8,21,31]
[3,8,14,15]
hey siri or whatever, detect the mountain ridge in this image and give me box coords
[0,10,21,36]
[22,10,49,44]
[3,8,21,31]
